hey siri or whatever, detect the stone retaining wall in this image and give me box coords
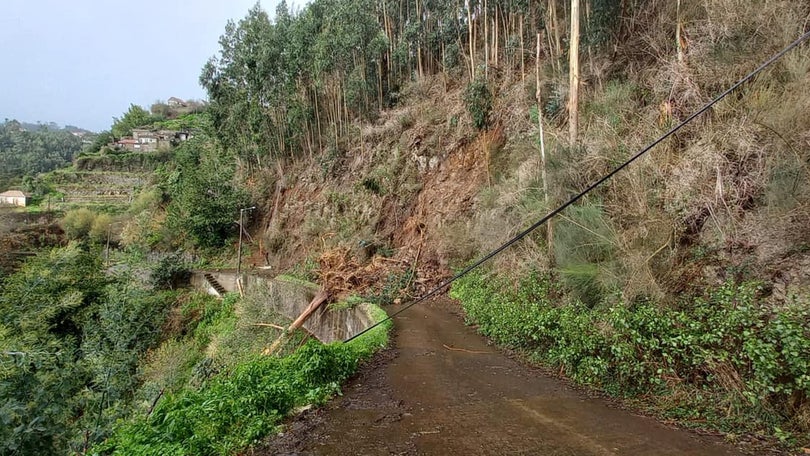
[190,271,380,343]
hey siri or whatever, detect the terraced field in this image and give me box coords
[46,170,149,208]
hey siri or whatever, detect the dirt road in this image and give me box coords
[257,298,744,455]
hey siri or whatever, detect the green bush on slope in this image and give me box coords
[97,307,391,456]
[451,270,810,443]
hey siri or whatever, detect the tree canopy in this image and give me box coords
[201,0,624,169]
[110,104,163,139]
[0,244,174,454]
[0,120,84,188]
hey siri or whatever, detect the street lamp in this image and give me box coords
[236,206,256,294]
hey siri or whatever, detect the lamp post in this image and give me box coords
[236,206,256,294]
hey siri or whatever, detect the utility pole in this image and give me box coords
[236,206,256,295]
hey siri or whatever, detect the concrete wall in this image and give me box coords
[190,270,240,295]
[190,271,381,343]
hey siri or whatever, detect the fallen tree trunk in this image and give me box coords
[264,290,329,355]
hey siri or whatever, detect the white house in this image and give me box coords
[0,190,30,207]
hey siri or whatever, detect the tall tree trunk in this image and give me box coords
[550,0,562,63]
[378,59,384,111]
[467,0,475,80]
[456,0,465,77]
[520,16,525,84]
[536,33,553,265]
[416,0,424,79]
[568,0,580,146]
[314,86,323,152]
[492,5,500,67]
[399,0,405,80]
[342,81,350,135]
[484,0,489,78]
[442,41,448,91]
[383,1,393,87]
[676,0,684,63]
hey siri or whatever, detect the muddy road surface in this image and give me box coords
[256,298,744,455]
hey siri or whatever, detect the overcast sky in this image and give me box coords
[0,0,299,132]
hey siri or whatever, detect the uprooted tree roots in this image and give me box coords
[316,247,411,302]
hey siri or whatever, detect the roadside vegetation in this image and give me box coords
[98,307,390,455]
[452,271,809,447]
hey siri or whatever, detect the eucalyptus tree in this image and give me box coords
[111,104,157,140]
[200,0,629,171]
[201,4,278,168]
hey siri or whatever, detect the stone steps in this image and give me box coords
[204,273,228,297]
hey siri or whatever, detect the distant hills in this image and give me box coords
[4,120,95,136]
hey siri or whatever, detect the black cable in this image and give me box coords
[345,30,810,344]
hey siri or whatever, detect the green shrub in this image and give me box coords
[360,177,383,195]
[553,203,620,306]
[150,253,191,290]
[0,245,175,454]
[464,77,493,130]
[61,207,98,240]
[451,269,810,439]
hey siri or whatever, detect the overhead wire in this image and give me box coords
[345,29,810,344]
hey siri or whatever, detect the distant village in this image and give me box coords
[111,98,197,153]
[112,128,194,153]
[1,97,202,207]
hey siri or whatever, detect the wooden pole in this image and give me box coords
[236,208,244,292]
[568,0,580,147]
[252,322,286,330]
[236,206,255,295]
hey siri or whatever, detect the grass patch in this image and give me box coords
[275,274,321,290]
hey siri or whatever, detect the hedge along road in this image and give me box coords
[257,298,743,455]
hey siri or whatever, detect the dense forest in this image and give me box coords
[202,0,635,166]
[0,120,85,190]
